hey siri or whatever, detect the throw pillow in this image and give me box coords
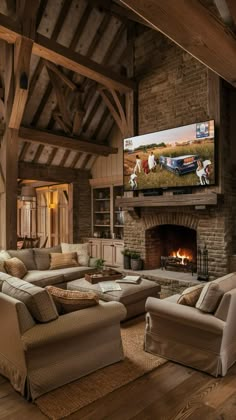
[0,250,11,260]
[177,284,205,306]
[8,249,37,270]
[4,257,28,279]
[61,242,90,266]
[46,285,99,314]
[49,252,79,270]
[195,281,223,313]
[2,277,58,323]
[33,245,62,270]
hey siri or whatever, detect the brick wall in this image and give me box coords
[135,31,209,134]
[123,31,236,280]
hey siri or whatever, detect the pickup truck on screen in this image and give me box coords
[160,155,199,176]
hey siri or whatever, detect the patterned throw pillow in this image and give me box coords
[49,252,79,270]
[177,284,205,307]
[46,285,99,314]
[4,257,28,279]
[61,243,90,266]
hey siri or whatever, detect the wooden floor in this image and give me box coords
[1,362,236,420]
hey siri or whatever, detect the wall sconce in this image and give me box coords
[49,203,56,209]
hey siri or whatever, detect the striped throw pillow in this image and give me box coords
[49,252,79,270]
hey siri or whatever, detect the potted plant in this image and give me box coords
[121,248,131,269]
[94,258,105,272]
[130,251,142,271]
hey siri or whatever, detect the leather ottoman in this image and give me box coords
[67,277,161,320]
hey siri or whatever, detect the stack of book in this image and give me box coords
[116,275,141,284]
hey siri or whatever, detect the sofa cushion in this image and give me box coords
[8,249,36,270]
[0,272,12,291]
[4,257,28,279]
[0,250,11,273]
[195,282,223,313]
[2,277,58,323]
[33,245,62,270]
[23,270,65,287]
[46,285,99,314]
[49,252,78,270]
[61,242,90,266]
[177,284,205,307]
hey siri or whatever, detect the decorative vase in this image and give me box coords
[130,258,142,271]
[123,255,131,269]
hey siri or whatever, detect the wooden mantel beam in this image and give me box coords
[18,127,118,156]
[120,0,236,88]
[0,13,135,93]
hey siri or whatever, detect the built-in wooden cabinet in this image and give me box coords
[88,238,124,267]
[92,185,124,240]
[90,183,124,266]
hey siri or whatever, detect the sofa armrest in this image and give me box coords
[22,300,126,350]
[146,297,225,334]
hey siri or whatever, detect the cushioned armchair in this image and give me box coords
[0,274,126,400]
[144,273,236,377]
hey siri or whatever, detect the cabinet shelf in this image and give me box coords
[94,211,110,214]
[95,198,110,201]
[114,224,124,227]
[94,224,110,227]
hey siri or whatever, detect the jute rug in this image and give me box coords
[35,318,166,419]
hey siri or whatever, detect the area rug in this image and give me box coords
[35,318,166,419]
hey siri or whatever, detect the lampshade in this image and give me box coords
[20,185,36,201]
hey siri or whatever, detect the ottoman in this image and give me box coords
[67,278,161,320]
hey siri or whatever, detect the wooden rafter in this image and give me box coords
[59,149,71,167]
[36,0,48,30]
[18,161,90,182]
[87,0,154,29]
[70,151,82,168]
[16,0,41,39]
[18,127,118,156]
[98,86,129,135]
[80,154,93,169]
[225,0,236,25]
[43,60,77,91]
[8,36,33,129]
[32,144,44,163]
[120,0,236,87]
[47,147,58,165]
[19,141,30,160]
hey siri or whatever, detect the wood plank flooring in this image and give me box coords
[0,362,236,420]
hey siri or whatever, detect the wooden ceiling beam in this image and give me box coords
[9,36,33,129]
[19,141,30,160]
[43,60,77,91]
[36,0,48,30]
[32,34,135,92]
[59,149,70,167]
[120,0,236,88]
[0,11,135,92]
[225,0,236,25]
[70,151,82,168]
[32,144,44,163]
[87,0,154,29]
[18,161,90,182]
[18,126,118,156]
[47,147,58,165]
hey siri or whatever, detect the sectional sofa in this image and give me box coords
[2,245,95,288]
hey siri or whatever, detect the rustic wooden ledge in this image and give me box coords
[116,193,222,209]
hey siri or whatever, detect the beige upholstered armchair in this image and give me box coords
[145,273,236,377]
[0,274,126,400]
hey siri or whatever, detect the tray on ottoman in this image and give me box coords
[85,269,122,284]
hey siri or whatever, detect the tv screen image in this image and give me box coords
[123,120,215,191]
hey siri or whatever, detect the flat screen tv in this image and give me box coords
[123,119,215,192]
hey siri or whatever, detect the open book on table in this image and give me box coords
[99,281,122,293]
[116,275,141,284]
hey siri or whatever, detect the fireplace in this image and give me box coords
[145,224,197,271]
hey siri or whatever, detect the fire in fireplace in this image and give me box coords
[145,224,197,271]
